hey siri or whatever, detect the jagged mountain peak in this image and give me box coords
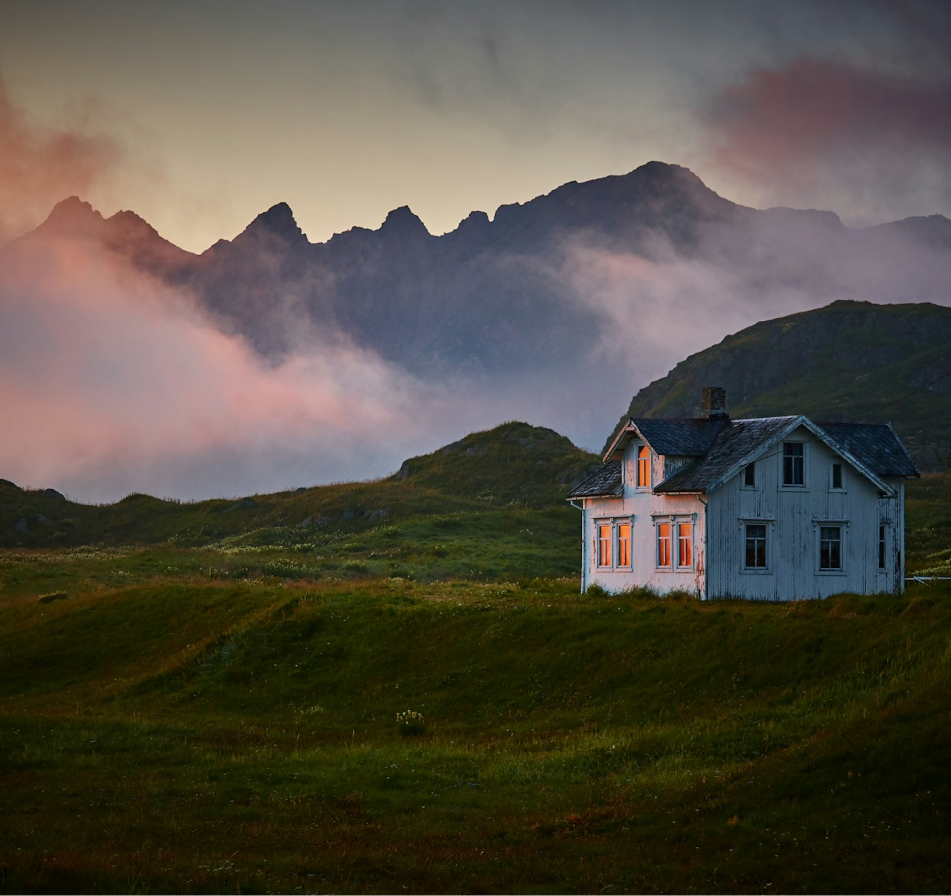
[38,196,105,237]
[381,205,430,237]
[240,201,307,243]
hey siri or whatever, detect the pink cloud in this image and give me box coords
[702,57,951,220]
[0,232,478,501]
[0,77,122,246]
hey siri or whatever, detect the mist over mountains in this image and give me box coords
[2,162,950,500]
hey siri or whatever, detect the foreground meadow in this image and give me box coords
[0,564,949,894]
[1,440,949,893]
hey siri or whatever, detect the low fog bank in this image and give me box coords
[0,234,563,504]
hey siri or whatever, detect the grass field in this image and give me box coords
[1,428,949,893]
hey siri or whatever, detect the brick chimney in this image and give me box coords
[702,386,728,419]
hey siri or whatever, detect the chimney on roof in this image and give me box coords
[702,386,728,420]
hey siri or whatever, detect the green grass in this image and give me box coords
[0,428,949,892]
[0,570,949,893]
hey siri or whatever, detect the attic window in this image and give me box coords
[637,445,651,488]
[783,443,804,486]
[743,463,756,488]
[831,463,843,490]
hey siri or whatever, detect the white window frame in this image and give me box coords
[829,461,846,492]
[815,521,848,575]
[616,520,633,570]
[677,520,694,570]
[781,441,806,488]
[635,444,652,490]
[596,520,613,569]
[653,514,695,572]
[741,461,757,490]
[595,518,634,570]
[739,518,774,575]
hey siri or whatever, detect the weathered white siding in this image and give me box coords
[579,422,907,600]
[581,443,706,595]
[705,424,901,600]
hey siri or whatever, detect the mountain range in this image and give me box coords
[11,162,951,375]
[3,161,951,476]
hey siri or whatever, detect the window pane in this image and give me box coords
[618,524,631,567]
[598,524,612,567]
[745,524,767,569]
[783,443,804,485]
[744,463,756,487]
[879,525,886,569]
[637,445,650,488]
[820,526,841,570]
[678,523,693,567]
[657,523,671,567]
[832,463,843,489]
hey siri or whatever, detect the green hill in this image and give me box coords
[607,301,951,470]
[2,410,951,891]
[0,422,599,582]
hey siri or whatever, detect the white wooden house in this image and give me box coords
[568,387,919,600]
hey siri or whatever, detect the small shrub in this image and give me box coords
[585,584,610,598]
[396,709,426,737]
[37,591,68,604]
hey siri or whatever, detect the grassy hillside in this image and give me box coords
[2,422,950,892]
[608,301,951,470]
[0,571,949,893]
[0,422,598,580]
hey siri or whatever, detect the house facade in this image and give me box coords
[568,387,919,600]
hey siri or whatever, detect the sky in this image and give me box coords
[3,0,951,252]
[1,0,950,502]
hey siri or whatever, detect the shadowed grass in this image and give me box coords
[0,571,949,893]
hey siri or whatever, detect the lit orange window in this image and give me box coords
[637,445,650,488]
[657,523,672,568]
[678,523,693,568]
[617,523,631,567]
[598,524,612,567]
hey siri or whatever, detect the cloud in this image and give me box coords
[0,76,124,247]
[0,231,514,503]
[702,57,951,223]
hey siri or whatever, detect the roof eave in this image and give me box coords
[886,422,921,478]
[603,421,635,462]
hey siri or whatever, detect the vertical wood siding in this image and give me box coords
[581,424,906,600]
[706,425,901,600]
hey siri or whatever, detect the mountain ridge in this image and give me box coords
[608,299,951,469]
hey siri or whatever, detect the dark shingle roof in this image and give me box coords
[655,417,797,493]
[630,418,727,456]
[817,422,920,478]
[567,461,623,498]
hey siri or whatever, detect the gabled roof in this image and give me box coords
[654,417,797,493]
[816,422,919,478]
[572,412,918,503]
[604,417,727,460]
[655,415,915,495]
[566,461,622,498]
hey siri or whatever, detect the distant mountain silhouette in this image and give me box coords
[6,162,951,469]
[15,163,951,380]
